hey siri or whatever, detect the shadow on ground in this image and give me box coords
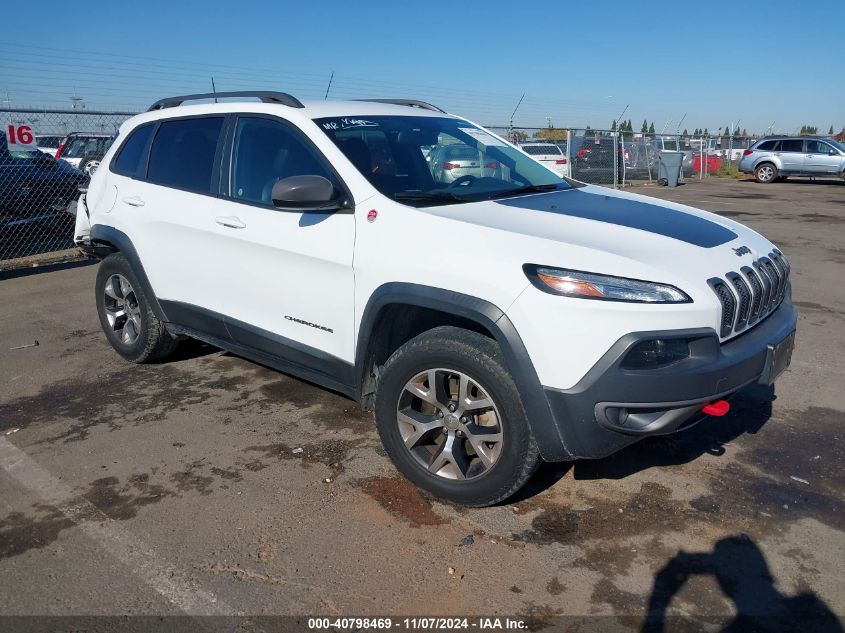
[642,534,843,633]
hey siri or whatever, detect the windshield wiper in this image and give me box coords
[393,190,468,205]
[487,183,562,199]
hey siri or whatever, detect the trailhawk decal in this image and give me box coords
[495,189,737,248]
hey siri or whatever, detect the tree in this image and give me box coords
[704,127,709,135]
[626,119,633,132]
[533,128,566,141]
[724,123,732,136]
[611,120,617,131]
[648,122,655,134]
[682,128,688,135]
[511,130,528,142]
[799,125,818,135]
[641,119,648,133]
[829,125,834,134]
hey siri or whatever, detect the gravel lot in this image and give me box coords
[1,177,843,630]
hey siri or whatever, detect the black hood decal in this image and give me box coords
[495,189,737,248]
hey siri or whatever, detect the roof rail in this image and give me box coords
[356,99,445,113]
[148,91,304,111]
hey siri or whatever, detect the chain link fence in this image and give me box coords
[1,108,137,270]
[0,106,761,271]
[488,126,760,186]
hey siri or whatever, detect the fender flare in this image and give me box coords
[89,224,168,323]
[355,282,571,461]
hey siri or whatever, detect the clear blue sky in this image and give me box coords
[2,0,843,134]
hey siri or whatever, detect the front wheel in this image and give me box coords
[755,163,778,183]
[374,326,540,506]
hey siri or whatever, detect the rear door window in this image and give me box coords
[112,124,154,177]
[779,139,804,153]
[147,117,224,193]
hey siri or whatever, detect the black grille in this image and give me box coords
[710,251,790,339]
[762,257,781,309]
[708,278,736,337]
[727,273,751,330]
[742,266,764,323]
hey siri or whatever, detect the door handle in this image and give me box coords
[215,215,246,229]
[122,195,145,207]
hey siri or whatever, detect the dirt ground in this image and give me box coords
[1,177,843,631]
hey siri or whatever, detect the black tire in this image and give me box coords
[754,163,778,183]
[95,253,178,363]
[374,326,541,507]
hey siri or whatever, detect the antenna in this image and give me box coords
[614,104,629,131]
[675,112,687,134]
[324,71,334,100]
[509,93,525,132]
[211,77,218,103]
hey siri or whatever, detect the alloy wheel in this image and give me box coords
[396,368,503,480]
[103,274,142,345]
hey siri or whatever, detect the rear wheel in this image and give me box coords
[374,326,540,506]
[95,253,178,363]
[754,163,777,183]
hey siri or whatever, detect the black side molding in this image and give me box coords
[356,283,571,461]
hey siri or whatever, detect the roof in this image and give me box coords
[759,134,831,140]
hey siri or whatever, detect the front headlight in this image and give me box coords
[523,265,691,303]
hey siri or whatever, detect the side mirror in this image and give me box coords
[830,149,838,156]
[271,175,344,212]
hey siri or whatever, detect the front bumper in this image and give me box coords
[544,296,797,459]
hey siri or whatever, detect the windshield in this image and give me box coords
[315,116,575,206]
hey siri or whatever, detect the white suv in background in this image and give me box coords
[75,92,797,506]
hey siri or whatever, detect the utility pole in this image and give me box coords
[324,71,334,100]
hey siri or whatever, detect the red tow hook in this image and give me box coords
[701,400,730,417]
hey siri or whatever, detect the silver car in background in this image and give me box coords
[429,143,503,183]
[739,136,845,183]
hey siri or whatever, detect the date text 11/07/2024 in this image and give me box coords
[306,617,528,630]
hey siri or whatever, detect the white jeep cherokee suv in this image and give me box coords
[74,92,797,506]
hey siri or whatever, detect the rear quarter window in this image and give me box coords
[112,124,155,177]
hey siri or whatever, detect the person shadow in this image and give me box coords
[641,534,843,633]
